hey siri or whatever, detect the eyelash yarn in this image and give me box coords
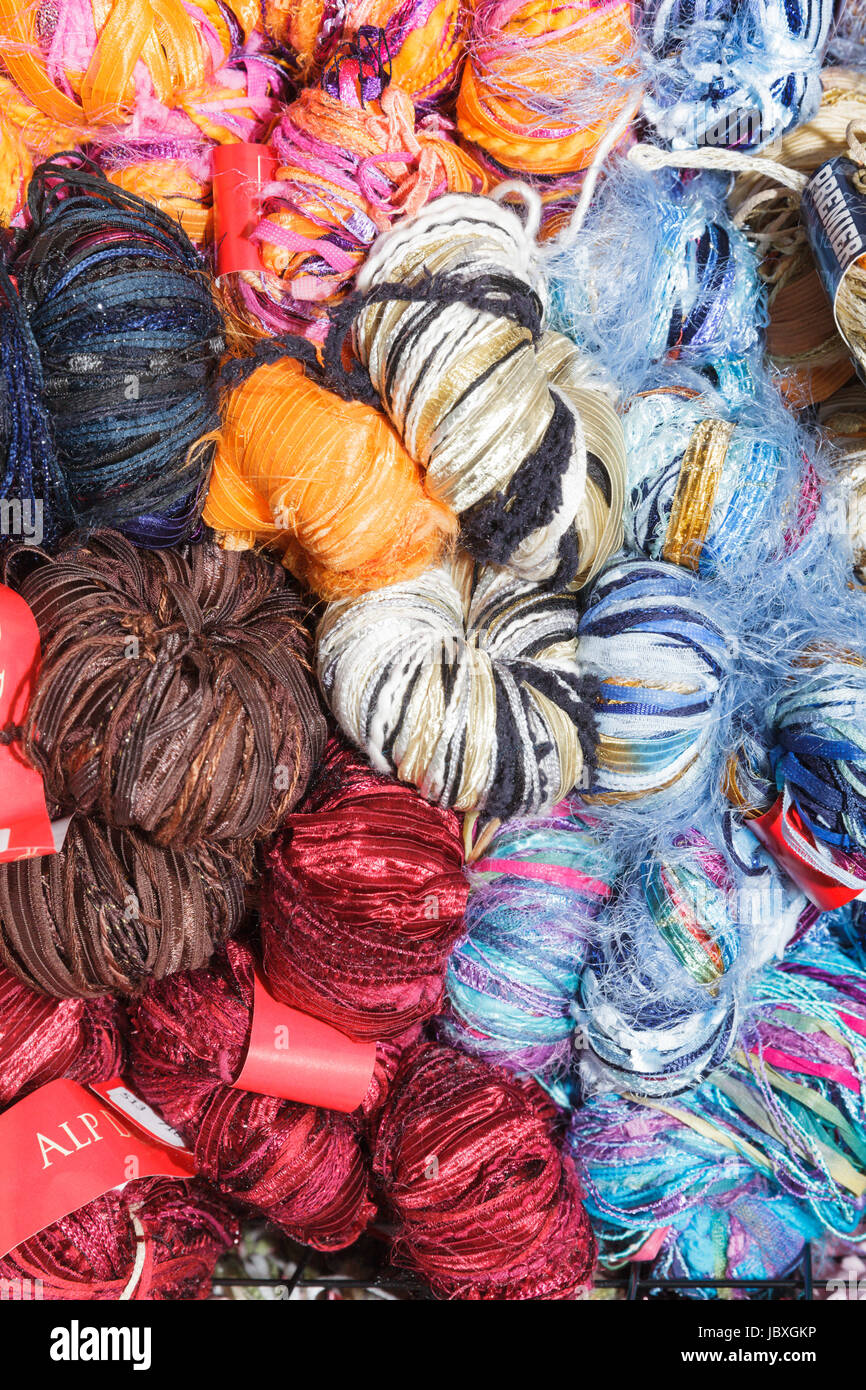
[372,1041,597,1299]
[640,0,834,152]
[334,190,626,585]
[261,739,468,1039]
[316,551,598,818]
[442,804,614,1083]
[455,0,637,206]
[129,939,377,1250]
[576,558,733,812]
[0,818,248,999]
[6,531,325,848]
[818,384,866,585]
[9,160,225,546]
[203,353,457,599]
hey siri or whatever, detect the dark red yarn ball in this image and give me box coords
[261,740,468,1040]
[0,963,124,1104]
[0,1178,239,1300]
[128,939,376,1250]
[373,1042,597,1300]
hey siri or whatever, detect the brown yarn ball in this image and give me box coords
[4,531,325,847]
[0,817,248,998]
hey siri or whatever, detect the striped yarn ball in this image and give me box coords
[316,552,598,817]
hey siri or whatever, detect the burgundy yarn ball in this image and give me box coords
[0,963,124,1104]
[0,1178,239,1300]
[373,1042,597,1300]
[261,740,469,1040]
[128,939,376,1250]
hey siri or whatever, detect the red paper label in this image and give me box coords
[750,796,865,911]
[212,143,277,279]
[0,585,54,862]
[0,1077,194,1258]
[234,969,377,1114]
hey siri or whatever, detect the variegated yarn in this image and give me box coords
[316,552,598,818]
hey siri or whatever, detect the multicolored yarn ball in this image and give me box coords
[456,0,636,203]
[550,166,765,391]
[203,353,457,599]
[640,0,834,152]
[129,940,377,1250]
[0,962,124,1103]
[569,1090,825,1285]
[620,377,803,575]
[0,1176,239,1301]
[227,73,488,341]
[9,160,225,545]
[577,558,732,809]
[442,805,614,1081]
[317,552,599,818]
[728,67,866,406]
[262,740,468,1040]
[7,531,325,849]
[372,1041,597,1298]
[0,817,248,999]
[337,191,626,585]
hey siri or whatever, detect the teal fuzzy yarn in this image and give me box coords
[442,806,615,1086]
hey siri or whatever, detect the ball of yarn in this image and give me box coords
[550,166,765,391]
[203,354,457,599]
[0,962,124,1102]
[443,805,614,1079]
[577,558,732,808]
[262,740,468,1039]
[373,1041,597,1298]
[99,140,215,247]
[129,940,377,1249]
[457,0,636,201]
[569,1091,824,1281]
[317,552,598,818]
[0,1177,239,1300]
[0,119,31,226]
[828,0,866,63]
[621,379,800,574]
[640,0,833,151]
[728,68,866,406]
[10,160,225,544]
[228,77,488,341]
[0,817,248,998]
[340,191,626,584]
[818,384,866,585]
[8,531,325,847]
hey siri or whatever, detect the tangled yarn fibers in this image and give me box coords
[640,0,834,151]
[0,963,124,1103]
[443,805,614,1079]
[0,119,31,226]
[818,385,866,584]
[203,354,457,599]
[7,531,325,848]
[129,940,376,1249]
[577,558,732,810]
[341,191,625,585]
[456,0,636,201]
[372,1041,597,1298]
[317,551,598,818]
[10,160,225,545]
[228,77,488,341]
[0,817,248,999]
[262,740,468,1039]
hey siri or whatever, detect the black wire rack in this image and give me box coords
[211,1241,843,1300]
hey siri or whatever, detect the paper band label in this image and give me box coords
[0,1077,194,1258]
[0,585,54,863]
[802,157,866,385]
[750,795,866,911]
[212,143,277,281]
[233,969,377,1114]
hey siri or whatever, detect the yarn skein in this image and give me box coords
[262,740,468,1039]
[0,962,124,1102]
[129,940,377,1250]
[317,551,599,818]
[5,531,326,848]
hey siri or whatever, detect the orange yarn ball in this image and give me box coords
[204,357,457,598]
[0,119,31,225]
[104,155,213,245]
